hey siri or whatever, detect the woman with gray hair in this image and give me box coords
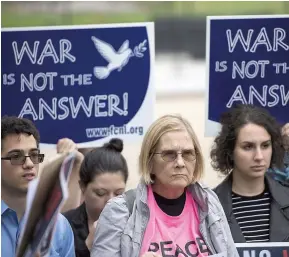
[90,114,239,257]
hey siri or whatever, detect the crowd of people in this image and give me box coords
[1,104,289,257]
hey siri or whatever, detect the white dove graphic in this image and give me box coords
[91,36,133,79]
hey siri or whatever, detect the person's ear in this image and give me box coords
[79,181,86,194]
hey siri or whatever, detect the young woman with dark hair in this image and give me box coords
[64,138,129,257]
[212,104,289,243]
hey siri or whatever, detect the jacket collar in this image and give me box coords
[214,172,289,209]
[136,180,209,213]
[266,174,289,208]
[214,172,289,242]
[70,202,88,227]
[213,174,234,218]
[266,174,289,241]
[187,182,209,213]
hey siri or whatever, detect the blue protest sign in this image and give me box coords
[205,15,289,136]
[236,242,289,257]
[2,23,155,148]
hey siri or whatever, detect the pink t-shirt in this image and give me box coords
[140,186,210,257]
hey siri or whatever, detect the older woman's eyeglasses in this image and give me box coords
[1,152,45,165]
[154,150,197,162]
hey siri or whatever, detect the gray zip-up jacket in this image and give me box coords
[91,181,239,257]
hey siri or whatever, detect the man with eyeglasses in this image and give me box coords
[1,116,75,257]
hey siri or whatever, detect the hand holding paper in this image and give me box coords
[16,152,76,257]
[57,138,84,164]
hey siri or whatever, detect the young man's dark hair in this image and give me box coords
[1,116,40,148]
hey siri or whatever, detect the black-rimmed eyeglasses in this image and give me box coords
[1,153,45,165]
[154,150,197,162]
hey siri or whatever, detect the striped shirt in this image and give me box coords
[232,190,271,243]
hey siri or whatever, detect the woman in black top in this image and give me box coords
[64,138,129,257]
[212,104,289,243]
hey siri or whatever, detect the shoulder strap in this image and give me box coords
[123,189,136,215]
